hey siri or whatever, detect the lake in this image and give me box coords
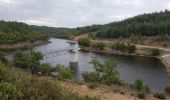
[6,38,170,92]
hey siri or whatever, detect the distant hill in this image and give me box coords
[71,9,170,38]
[0,21,48,44]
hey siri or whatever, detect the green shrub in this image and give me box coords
[56,65,73,80]
[112,42,136,54]
[112,42,126,52]
[165,86,170,94]
[78,38,90,47]
[40,63,51,75]
[152,49,160,56]
[134,79,143,91]
[0,82,21,100]
[127,44,136,54]
[0,51,6,63]
[82,72,99,83]
[92,42,105,50]
[138,93,146,99]
[154,92,166,99]
[0,65,7,82]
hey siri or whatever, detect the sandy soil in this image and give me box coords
[60,81,170,100]
[73,33,89,41]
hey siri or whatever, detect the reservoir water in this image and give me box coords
[6,38,170,92]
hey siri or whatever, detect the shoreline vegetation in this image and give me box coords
[0,40,50,50]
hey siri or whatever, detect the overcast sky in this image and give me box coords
[0,0,170,28]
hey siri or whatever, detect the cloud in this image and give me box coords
[0,0,170,27]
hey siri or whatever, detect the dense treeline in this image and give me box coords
[69,10,170,38]
[0,21,48,44]
[30,25,72,39]
[96,10,170,38]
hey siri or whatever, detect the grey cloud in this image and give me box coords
[0,0,170,27]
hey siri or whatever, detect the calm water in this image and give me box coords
[6,38,170,92]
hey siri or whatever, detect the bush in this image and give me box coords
[0,82,21,100]
[56,65,73,80]
[134,79,143,91]
[152,49,160,56]
[0,51,6,63]
[78,38,90,47]
[112,42,126,52]
[165,86,170,94]
[138,93,146,99]
[112,42,136,54]
[92,42,105,50]
[154,92,166,99]
[127,44,136,54]
[40,63,51,75]
[82,72,99,83]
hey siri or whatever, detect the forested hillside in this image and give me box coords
[0,21,48,44]
[71,10,170,38]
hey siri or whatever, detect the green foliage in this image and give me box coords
[92,42,105,50]
[0,82,21,100]
[83,58,121,85]
[96,10,170,38]
[0,51,6,63]
[56,65,73,80]
[137,93,146,99]
[112,42,127,52]
[152,49,160,56]
[0,64,98,100]
[78,38,90,47]
[154,92,166,99]
[0,21,49,44]
[112,42,136,54]
[82,72,99,83]
[134,79,143,91]
[165,86,170,94]
[0,65,7,82]
[13,50,43,74]
[127,44,136,54]
[40,63,51,75]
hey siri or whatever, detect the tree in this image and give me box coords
[83,58,121,85]
[13,51,28,69]
[13,50,43,74]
